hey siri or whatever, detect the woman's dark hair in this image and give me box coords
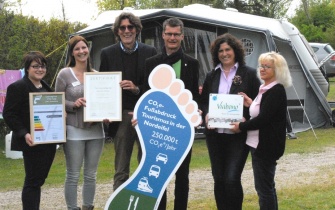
[66,35,93,72]
[112,12,142,41]
[23,51,47,75]
[210,33,246,67]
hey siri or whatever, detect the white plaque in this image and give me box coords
[208,93,244,128]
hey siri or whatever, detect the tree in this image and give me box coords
[290,0,335,46]
[97,0,138,10]
[0,9,87,86]
[96,0,292,19]
[60,0,66,22]
[221,0,293,18]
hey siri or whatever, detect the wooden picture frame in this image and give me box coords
[29,92,66,144]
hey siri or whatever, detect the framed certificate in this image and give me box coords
[208,93,244,128]
[84,72,122,122]
[29,92,66,144]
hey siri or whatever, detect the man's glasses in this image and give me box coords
[164,33,182,38]
[31,65,46,70]
[119,25,135,32]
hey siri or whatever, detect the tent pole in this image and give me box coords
[291,84,318,139]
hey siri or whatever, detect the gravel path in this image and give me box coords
[1,147,335,209]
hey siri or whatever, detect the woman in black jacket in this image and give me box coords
[200,33,261,210]
[3,51,57,210]
[230,51,292,210]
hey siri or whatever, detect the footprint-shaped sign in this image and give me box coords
[104,64,201,210]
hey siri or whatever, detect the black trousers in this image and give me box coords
[158,148,192,210]
[22,144,56,210]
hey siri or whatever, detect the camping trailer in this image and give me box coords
[72,4,333,131]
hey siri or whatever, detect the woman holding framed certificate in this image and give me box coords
[55,36,105,210]
[200,33,261,210]
[3,51,57,210]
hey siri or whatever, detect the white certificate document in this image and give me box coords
[208,93,244,128]
[84,72,122,122]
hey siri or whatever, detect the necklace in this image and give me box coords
[36,84,42,89]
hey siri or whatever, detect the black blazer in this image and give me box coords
[144,53,200,103]
[3,76,53,151]
[100,42,157,96]
[200,65,261,134]
[239,84,287,160]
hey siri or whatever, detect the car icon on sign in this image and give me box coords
[149,165,160,178]
[156,153,168,164]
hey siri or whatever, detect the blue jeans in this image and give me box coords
[250,147,278,210]
[64,139,104,209]
[22,144,56,210]
[206,132,249,210]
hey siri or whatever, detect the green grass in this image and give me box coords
[327,77,335,102]
[1,130,335,209]
[0,139,210,191]
[188,162,335,210]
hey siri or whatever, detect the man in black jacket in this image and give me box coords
[144,17,200,210]
[100,12,157,190]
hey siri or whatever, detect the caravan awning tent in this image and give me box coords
[72,4,333,131]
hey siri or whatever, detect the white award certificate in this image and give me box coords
[208,93,244,128]
[29,92,66,144]
[84,72,122,122]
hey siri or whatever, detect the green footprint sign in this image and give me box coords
[105,64,201,210]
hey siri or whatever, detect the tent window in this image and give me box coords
[241,38,254,56]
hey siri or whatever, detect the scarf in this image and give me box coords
[161,47,183,65]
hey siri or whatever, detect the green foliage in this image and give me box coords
[310,0,335,29]
[299,24,325,42]
[97,0,137,10]
[290,0,335,45]
[224,0,293,18]
[327,77,335,101]
[0,9,87,86]
[95,0,292,22]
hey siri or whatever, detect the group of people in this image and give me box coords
[3,11,292,210]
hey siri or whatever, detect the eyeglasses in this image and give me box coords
[119,25,135,32]
[258,65,272,70]
[31,65,46,70]
[164,33,182,38]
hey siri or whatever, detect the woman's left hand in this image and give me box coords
[238,92,253,107]
[230,122,241,133]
